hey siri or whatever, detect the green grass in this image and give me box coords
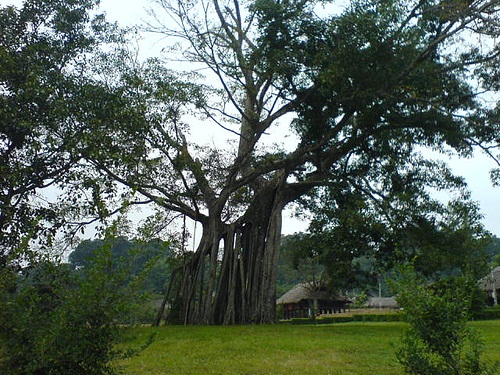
[117,321,500,375]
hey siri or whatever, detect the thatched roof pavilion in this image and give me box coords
[277,282,350,319]
[277,282,331,305]
[478,266,500,305]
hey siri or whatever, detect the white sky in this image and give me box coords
[444,152,500,236]
[2,0,499,237]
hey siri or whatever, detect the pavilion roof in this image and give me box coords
[277,282,337,304]
[478,266,500,290]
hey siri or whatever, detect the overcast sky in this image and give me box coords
[2,0,499,237]
[444,152,500,236]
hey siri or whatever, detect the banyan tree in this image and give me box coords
[72,0,500,324]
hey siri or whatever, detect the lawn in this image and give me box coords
[116,320,500,375]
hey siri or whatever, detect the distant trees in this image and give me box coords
[278,233,327,289]
[485,236,500,268]
[68,236,172,294]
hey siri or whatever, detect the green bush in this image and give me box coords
[122,294,162,325]
[0,245,142,375]
[394,270,499,375]
[352,291,369,309]
[472,307,500,321]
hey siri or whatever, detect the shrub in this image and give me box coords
[394,270,499,375]
[472,307,500,321]
[0,244,142,375]
[352,291,369,309]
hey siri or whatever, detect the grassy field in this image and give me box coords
[116,320,500,375]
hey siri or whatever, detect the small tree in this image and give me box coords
[394,269,499,375]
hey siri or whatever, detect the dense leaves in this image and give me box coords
[296,176,492,293]
[0,0,124,265]
[0,2,162,372]
[0,253,131,375]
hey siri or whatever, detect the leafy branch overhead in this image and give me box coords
[0,0,121,261]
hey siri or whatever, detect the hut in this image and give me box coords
[478,266,500,306]
[276,282,350,320]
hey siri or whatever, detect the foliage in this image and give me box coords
[3,0,500,325]
[276,240,302,298]
[0,240,143,375]
[473,307,500,321]
[298,185,493,295]
[281,231,379,293]
[484,236,500,268]
[67,236,176,324]
[278,233,327,291]
[394,269,499,375]
[59,0,500,324]
[352,290,369,309]
[492,253,500,269]
[0,0,117,265]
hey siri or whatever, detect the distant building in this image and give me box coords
[478,266,500,306]
[366,296,398,309]
[276,282,350,320]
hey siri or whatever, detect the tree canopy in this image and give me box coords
[2,0,500,324]
[0,0,135,266]
[71,0,500,324]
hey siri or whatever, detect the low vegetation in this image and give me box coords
[395,273,499,375]
[116,321,500,375]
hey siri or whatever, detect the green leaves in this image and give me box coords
[0,255,130,375]
[0,226,166,374]
[395,269,499,375]
[0,0,110,261]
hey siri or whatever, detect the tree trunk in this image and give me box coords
[169,182,284,325]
